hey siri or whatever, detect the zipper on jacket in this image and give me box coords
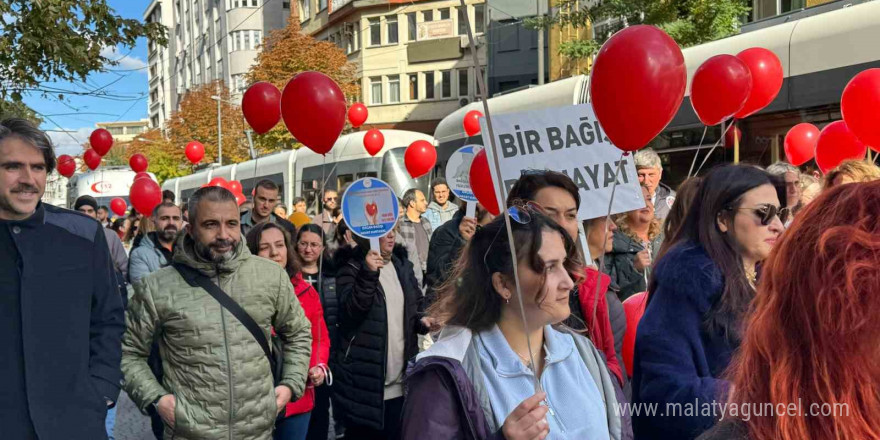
[216,271,235,440]
[540,366,567,434]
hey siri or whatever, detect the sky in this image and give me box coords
[22,1,152,157]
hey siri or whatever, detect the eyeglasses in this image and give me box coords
[297,241,323,250]
[728,204,790,226]
[324,197,338,202]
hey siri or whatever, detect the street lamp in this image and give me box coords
[210,95,223,166]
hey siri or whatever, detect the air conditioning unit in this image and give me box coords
[459,98,470,107]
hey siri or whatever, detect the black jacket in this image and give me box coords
[605,230,664,301]
[425,209,467,306]
[1,203,124,439]
[332,243,427,430]
[304,264,340,352]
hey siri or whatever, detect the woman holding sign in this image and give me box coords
[402,209,622,440]
[332,223,427,440]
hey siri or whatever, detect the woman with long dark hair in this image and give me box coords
[632,165,785,439]
[246,223,330,440]
[656,176,702,262]
[402,208,623,439]
[698,181,880,440]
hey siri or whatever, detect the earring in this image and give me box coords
[505,297,510,304]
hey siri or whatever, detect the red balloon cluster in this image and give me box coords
[129,153,149,173]
[89,129,114,156]
[281,71,347,155]
[110,198,127,217]
[815,121,867,174]
[242,82,282,134]
[57,154,76,178]
[227,180,243,195]
[186,141,205,164]
[783,123,819,166]
[590,25,687,152]
[841,68,880,153]
[130,178,162,215]
[83,149,102,170]
[348,103,369,128]
[468,149,499,216]
[404,140,436,178]
[691,55,752,126]
[463,110,483,136]
[363,129,384,156]
[202,177,246,206]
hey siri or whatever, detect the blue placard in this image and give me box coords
[341,177,400,239]
[444,145,481,202]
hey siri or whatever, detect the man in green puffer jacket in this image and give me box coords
[121,186,312,440]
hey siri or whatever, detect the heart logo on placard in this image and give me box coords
[365,202,378,217]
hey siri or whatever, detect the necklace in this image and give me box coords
[744,266,757,288]
[514,345,546,367]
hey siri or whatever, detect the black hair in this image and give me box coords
[429,211,582,332]
[162,189,175,202]
[255,179,280,194]
[152,201,181,217]
[246,222,300,278]
[98,205,109,213]
[293,196,306,205]
[507,171,581,209]
[402,188,422,210]
[0,118,57,173]
[296,223,326,244]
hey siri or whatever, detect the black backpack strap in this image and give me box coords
[172,263,274,369]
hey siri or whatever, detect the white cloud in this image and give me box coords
[100,45,148,72]
[47,127,92,156]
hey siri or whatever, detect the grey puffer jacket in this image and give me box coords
[121,233,313,440]
[128,232,174,284]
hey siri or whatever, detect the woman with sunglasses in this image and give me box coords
[245,223,331,440]
[294,224,339,440]
[632,165,785,440]
[402,208,623,440]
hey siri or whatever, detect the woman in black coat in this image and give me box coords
[332,224,427,440]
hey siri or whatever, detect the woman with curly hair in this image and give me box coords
[699,180,880,440]
[606,185,664,300]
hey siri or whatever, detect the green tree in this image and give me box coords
[527,0,750,60]
[0,100,41,123]
[0,0,166,103]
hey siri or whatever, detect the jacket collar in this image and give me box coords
[477,324,574,376]
[9,201,45,229]
[172,231,249,277]
[428,201,458,213]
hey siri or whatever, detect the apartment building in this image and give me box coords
[299,0,487,134]
[95,119,151,143]
[144,0,292,129]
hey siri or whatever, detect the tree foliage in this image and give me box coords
[0,0,166,102]
[246,19,360,152]
[0,99,41,123]
[526,0,750,60]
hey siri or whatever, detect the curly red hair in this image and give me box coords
[726,180,880,439]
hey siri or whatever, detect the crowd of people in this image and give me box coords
[2,116,879,440]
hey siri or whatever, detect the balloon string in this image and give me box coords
[687,126,709,178]
[695,122,735,176]
[591,154,625,334]
[319,135,353,191]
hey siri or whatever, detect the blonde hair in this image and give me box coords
[824,160,880,188]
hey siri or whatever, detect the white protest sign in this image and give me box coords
[479,103,645,219]
[445,145,481,217]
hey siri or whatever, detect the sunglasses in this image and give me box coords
[483,200,545,271]
[728,204,790,226]
[324,197,338,202]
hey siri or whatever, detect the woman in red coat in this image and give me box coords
[246,222,330,440]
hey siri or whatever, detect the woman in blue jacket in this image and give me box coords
[632,165,786,439]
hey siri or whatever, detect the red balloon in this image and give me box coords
[348,103,368,128]
[129,153,149,173]
[89,129,114,156]
[783,123,820,166]
[691,55,752,126]
[134,172,151,181]
[185,141,205,164]
[590,25,686,152]
[463,110,484,136]
[815,121,867,174]
[281,71,347,155]
[841,68,880,151]
[404,140,436,178]
[363,129,384,156]
[242,82,282,134]
[57,154,76,178]
[235,192,247,206]
[83,149,102,170]
[468,149,500,216]
[734,48,783,118]
[227,180,243,195]
[208,177,228,188]
[110,198,127,217]
[724,124,742,149]
[129,178,162,216]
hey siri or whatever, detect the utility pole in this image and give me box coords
[211,95,223,166]
[537,0,545,85]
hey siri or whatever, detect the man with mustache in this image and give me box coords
[122,185,312,440]
[0,118,124,439]
[129,202,182,284]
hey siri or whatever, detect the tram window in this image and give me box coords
[301,182,319,216]
[337,173,354,191]
[356,171,377,179]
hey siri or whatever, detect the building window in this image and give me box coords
[369,18,381,46]
[458,69,468,97]
[408,74,418,100]
[474,4,485,33]
[388,76,400,103]
[319,0,327,11]
[251,0,258,6]
[425,72,435,99]
[255,30,262,48]
[439,8,450,20]
[299,0,310,21]
[423,10,433,22]
[244,30,250,50]
[407,13,417,41]
[441,70,451,98]
[370,77,383,104]
[386,15,398,44]
[458,7,467,35]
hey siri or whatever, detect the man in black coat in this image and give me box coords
[425,203,493,307]
[0,118,124,440]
